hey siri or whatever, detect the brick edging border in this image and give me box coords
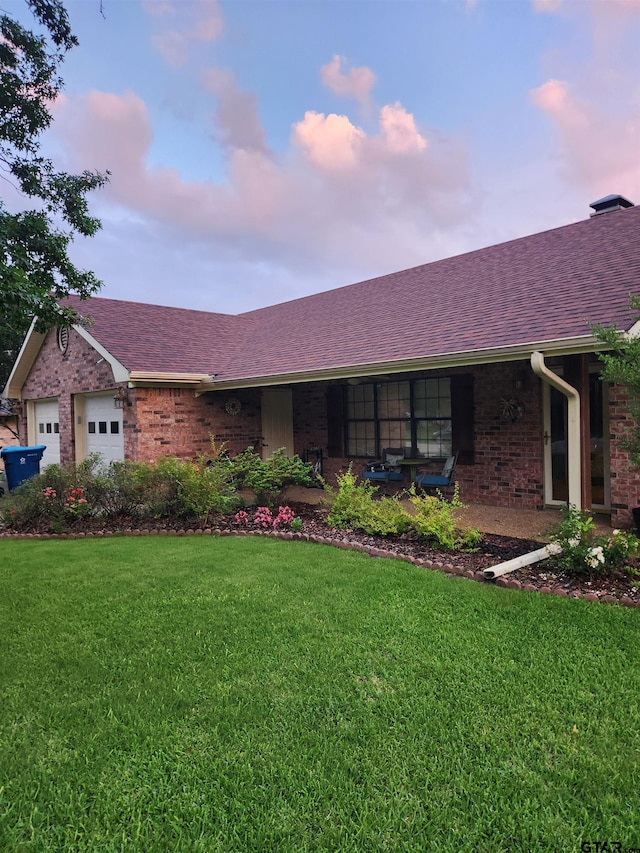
[2,527,639,608]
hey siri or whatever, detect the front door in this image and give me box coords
[261,389,294,459]
[544,373,609,509]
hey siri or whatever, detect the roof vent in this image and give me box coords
[589,194,634,216]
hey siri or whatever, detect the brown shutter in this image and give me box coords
[451,374,474,465]
[326,385,344,458]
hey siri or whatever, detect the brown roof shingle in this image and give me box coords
[69,204,640,381]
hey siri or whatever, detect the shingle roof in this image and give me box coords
[70,204,640,381]
[65,296,254,375]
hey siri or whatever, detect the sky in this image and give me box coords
[6,0,640,315]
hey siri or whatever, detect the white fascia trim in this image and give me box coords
[627,319,640,338]
[73,325,129,383]
[3,318,44,399]
[197,334,599,393]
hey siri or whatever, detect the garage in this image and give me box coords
[34,399,60,467]
[85,394,124,464]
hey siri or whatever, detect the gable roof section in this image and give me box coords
[213,203,640,385]
[65,296,255,377]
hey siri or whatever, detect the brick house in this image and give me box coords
[4,195,640,524]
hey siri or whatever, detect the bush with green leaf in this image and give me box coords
[408,483,481,551]
[549,505,639,577]
[325,467,410,537]
[230,446,313,506]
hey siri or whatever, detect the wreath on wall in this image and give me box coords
[225,397,242,416]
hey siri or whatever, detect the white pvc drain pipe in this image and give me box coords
[483,543,561,580]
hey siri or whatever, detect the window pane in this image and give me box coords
[347,421,376,457]
[88,422,96,434]
[54,423,59,434]
[46,423,52,433]
[416,420,452,457]
[98,421,107,434]
[39,424,44,433]
[379,420,411,452]
[110,421,119,434]
[347,384,374,419]
[377,381,410,419]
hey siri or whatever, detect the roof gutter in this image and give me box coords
[128,371,211,387]
[197,334,600,394]
[530,351,582,510]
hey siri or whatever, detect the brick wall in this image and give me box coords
[291,363,545,509]
[130,387,263,462]
[608,385,640,526]
[20,328,119,465]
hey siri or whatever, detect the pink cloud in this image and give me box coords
[531,79,640,200]
[142,0,223,68]
[52,88,473,275]
[379,103,427,154]
[292,111,365,170]
[201,67,268,153]
[532,0,563,12]
[320,55,376,105]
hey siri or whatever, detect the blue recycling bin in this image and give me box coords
[1,445,47,491]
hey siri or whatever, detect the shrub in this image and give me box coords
[0,458,100,532]
[233,505,298,531]
[230,446,313,506]
[408,483,481,551]
[325,467,410,536]
[549,505,640,577]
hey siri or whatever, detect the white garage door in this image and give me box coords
[34,399,60,467]
[85,395,124,464]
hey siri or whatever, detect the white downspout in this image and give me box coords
[530,351,582,511]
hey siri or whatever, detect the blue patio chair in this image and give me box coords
[414,454,457,490]
[362,448,405,486]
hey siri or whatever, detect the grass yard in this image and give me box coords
[1,537,639,853]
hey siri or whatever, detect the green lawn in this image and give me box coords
[1,537,639,852]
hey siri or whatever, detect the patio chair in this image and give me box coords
[414,454,457,491]
[362,448,405,486]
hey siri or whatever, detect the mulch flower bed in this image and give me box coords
[2,502,639,607]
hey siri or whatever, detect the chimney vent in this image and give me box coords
[589,194,634,216]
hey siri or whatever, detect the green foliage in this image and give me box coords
[325,468,480,548]
[0,0,108,388]
[408,483,481,551]
[592,294,640,468]
[0,444,312,530]
[230,446,313,506]
[0,457,98,532]
[325,466,410,536]
[549,505,640,577]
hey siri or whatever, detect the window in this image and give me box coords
[98,421,107,434]
[88,422,96,434]
[110,421,119,434]
[346,377,454,458]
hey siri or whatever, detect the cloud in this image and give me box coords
[292,111,365,170]
[531,79,640,200]
[52,87,473,279]
[532,0,563,12]
[141,0,223,68]
[320,55,376,105]
[379,103,427,154]
[201,67,268,153]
